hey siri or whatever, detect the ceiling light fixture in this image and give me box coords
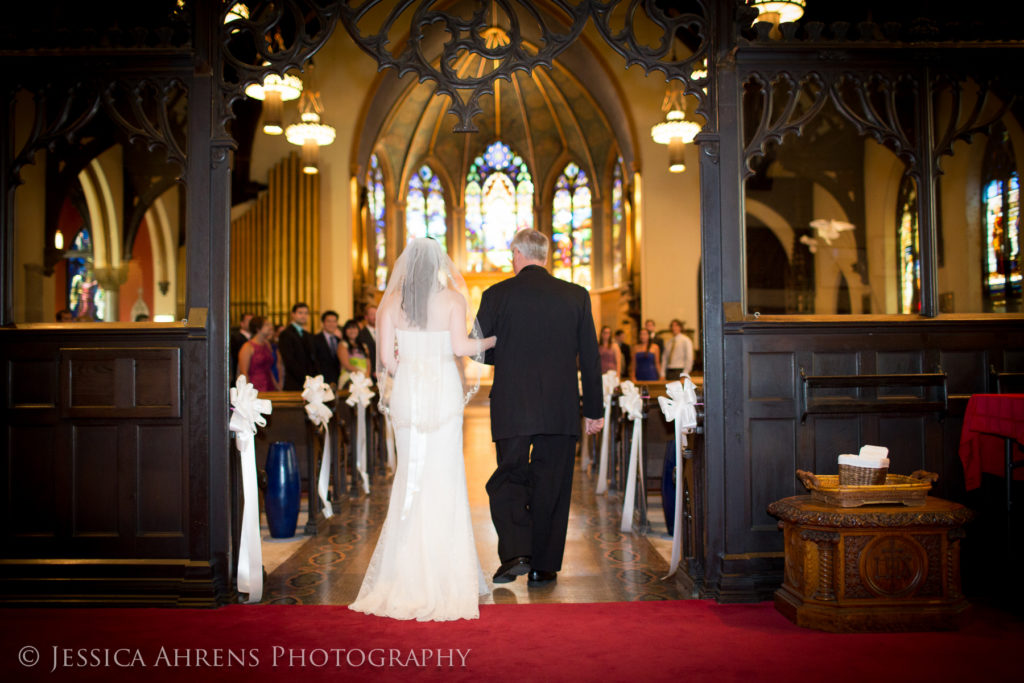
[749,1,807,39]
[650,80,701,173]
[285,64,335,174]
[245,66,303,136]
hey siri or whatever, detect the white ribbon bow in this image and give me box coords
[302,375,336,519]
[618,381,644,533]
[656,377,698,578]
[229,375,272,604]
[345,371,375,494]
[595,370,620,494]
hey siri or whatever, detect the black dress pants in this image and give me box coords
[486,434,577,572]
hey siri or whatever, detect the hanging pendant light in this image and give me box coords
[650,80,701,173]
[750,1,807,39]
[749,0,806,24]
[285,64,335,174]
[245,67,303,136]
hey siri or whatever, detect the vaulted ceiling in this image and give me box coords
[354,18,637,209]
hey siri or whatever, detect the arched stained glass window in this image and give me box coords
[896,174,920,314]
[552,161,592,289]
[465,141,533,272]
[406,164,447,249]
[611,159,625,287]
[981,123,1022,312]
[366,154,387,291]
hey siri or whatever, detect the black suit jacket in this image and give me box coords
[312,331,341,386]
[277,324,316,390]
[477,265,603,441]
[229,328,247,381]
[356,326,377,377]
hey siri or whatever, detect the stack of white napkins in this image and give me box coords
[838,445,890,469]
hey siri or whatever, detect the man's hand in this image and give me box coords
[585,417,605,435]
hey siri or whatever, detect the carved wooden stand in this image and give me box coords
[768,495,972,632]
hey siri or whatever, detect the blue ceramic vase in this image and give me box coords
[662,439,676,536]
[265,441,300,538]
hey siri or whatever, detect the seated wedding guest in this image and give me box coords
[661,318,694,380]
[313,309,342,386]
[337,318,371,386]
[134,313,150,322]
[644,318,664,356]
[230,312,253,381]
[632,327,661,381]
[237,316,283,392]
[56,309,73,322]
[615,328,631,379]
[271,325,285,385]
[356,303,378,378]
[598,325,621,377]
[278,302,316,390]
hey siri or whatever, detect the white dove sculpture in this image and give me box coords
[809,218,855,245]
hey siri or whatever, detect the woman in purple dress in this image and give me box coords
[598,325,621,376]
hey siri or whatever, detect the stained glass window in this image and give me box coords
[406,164,447,249]
[612,160,625,287]
[367,154,387,291]
[981,124,1022,311]
[465,141,533,272]
[896,175,920,314]
[67,228,105,321]
[551,162,592,289]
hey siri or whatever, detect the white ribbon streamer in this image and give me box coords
[618,381,644,533]
[596,370,620,494]
[657,377,698,578]
[346,371,375,494]
[229,375,272,604]
[302,375,336,519]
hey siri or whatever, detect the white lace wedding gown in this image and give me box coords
[348,329,489,621]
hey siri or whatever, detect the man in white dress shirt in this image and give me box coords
[661,318,693,380]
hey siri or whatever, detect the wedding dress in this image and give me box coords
[348,238,490,621]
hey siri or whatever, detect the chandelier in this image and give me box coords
[245,67,303,135]
[285,65,335,174]
[750,1,807,38]
[650,81,701,173]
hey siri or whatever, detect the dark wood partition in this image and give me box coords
[712,316,1024,600]
[696,4,1024,601]
[0,322,226,605]
[0,2,233,606]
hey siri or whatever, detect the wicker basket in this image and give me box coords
[838,463,888,486]
[796,470,938,507]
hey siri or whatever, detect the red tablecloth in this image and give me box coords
[958,393,1024,490]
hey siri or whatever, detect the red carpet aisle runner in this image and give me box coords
[0,600,1020,683]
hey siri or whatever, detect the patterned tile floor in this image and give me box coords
[260,402,685,605]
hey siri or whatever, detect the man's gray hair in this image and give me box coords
[511,229,549,262]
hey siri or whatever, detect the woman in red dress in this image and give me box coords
[238,316,284,392]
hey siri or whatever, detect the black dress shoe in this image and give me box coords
[527,569,557,586]
[492,556,531,583]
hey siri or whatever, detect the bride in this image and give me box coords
[348,237,496,621]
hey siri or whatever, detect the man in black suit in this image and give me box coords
[477,229,604,587]
[229,312,253,382]
[356,303,378,379]
[312,309,342,386]
[277,302,316,390]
